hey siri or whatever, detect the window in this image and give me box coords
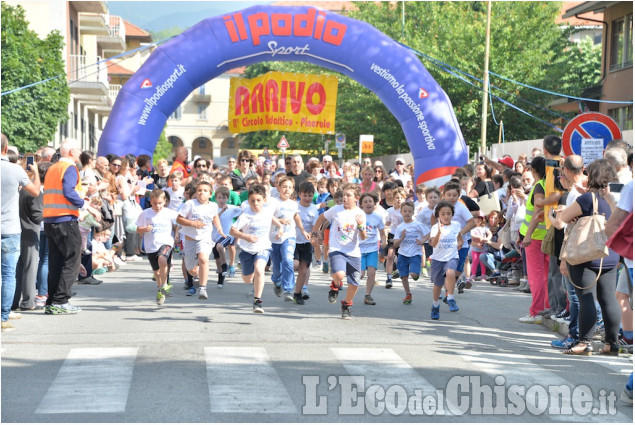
[198,139,208,149]
[610,14,633,70]
[198,104,207,120]
[227,139,235,149]
[608,106,633,131]
[169,106,182,120]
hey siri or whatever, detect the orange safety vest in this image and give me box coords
[43,161,83,218]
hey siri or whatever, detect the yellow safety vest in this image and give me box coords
[519,179,547,240]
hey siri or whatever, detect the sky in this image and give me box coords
[107,1,271,32]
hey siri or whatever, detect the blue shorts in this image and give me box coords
[329,251,361,286]
[456,247,469,273]
[397,254,422,278]
[361,251,378,270]
[238,249,271,276]
[430,258,459,287]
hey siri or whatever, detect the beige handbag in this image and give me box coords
[477,183,500,215]
[559,193,608,266]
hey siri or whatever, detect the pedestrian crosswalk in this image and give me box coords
[10,345,629,421]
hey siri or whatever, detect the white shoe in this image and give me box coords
[518,315,543,324]
[198,286,208,300]
[8,312,22,320]
[126,255,141,262]
[284,292,293,301]
[114,257,126,266]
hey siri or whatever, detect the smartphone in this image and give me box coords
[26,155,34,167]
[545,159,560,168]
[609,183,624,193]
[479,155,484,161]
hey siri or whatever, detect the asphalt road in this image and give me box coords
[1,256,633,423]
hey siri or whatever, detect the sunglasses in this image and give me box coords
[375,169,383,172]
[241,159,251,163]
[111,163,122,168]
[196,164,207,168]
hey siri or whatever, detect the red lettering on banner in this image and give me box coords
[280,81,288,113]
[235,86,250,115]
[305,83,326,115]
[265,80,279,112]
[251,83,264,114]
[289,82,305,114]
[222,8,347,47]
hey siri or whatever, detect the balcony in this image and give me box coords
[79,13,109,36]
[193,93,212,104]
[109,84,122,103]
[97,16,126,55]
[71,1,107,14]
[68,54,109,98]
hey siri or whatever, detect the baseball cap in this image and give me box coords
[498,156,514,169]
[395,157,405,164]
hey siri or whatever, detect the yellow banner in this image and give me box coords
[229,71,338,135]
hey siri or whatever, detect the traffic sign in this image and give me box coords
[562,113,622,157]
[335,133,346,148]
[277,135,290,149]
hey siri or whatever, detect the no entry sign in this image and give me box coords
[562,113,622,157]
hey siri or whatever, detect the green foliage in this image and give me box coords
[1,3,69,152]
[150,26,185,41]
[553,36,602,96]
[153,127,172,166]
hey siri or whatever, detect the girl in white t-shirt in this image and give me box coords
[312,183,367,320]
[429,201,463,321]
[358,192,387,306]
[384,187,407,288]
[394,202,429,305]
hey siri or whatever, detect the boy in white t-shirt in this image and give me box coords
[164,171,185,211]
[176,181,225,301]
[211,186,241,288]
[293,181,320,304]
[230,184,285,314]
[312,183,367,320]
[416,187,441,267]
[429,201,463,320]
[136,189,179,305]
[414,184,428,216]
[269,177,309,301]
[358,192,386,306]
[394,201,429,305]
[384,187,407,288]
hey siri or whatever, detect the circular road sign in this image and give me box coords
[562,112,622,157]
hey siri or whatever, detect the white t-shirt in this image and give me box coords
[212,204,241,242]
[165,187,185,211]
[394,220,428,258]
[268,197,299,244]
[385,207,403,234]
[232,203,278,253]
[91,239,107,255]
[296,203,319,244]
[324,204,366,257]
[414,199,428,216]
[359,211,385,254]
[416,205,435,228]
[135,207,178,253]
[617,180,633,268]
[374,204,388,222]
[177,199,218,241]
[429,221,462,262]
[451,201,472,248]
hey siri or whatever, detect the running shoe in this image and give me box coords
[431,305,440,320]
[186,287,196,296]
[253,299,264,313]
[402,294,413,305]
[228,266,236,278]
[385,278,393,289]
[156,290,165,305]
[341,302,352,320]
[301,287,310,300]
[364,295,376,305]
[293,293,305,305]
[284,292,293,301]
[447,298,459,312]
[198,286,208,300]
[551,336,575,349]
[273,283,283,297]
[44,303,81,315]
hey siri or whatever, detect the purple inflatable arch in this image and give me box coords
[98,5,467,186]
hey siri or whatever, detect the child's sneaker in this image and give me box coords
[228,265,236,277]
[253,298,264,313]
[273,283,283,297]
[551,336,575,349]
[464,277,473,289]
[456,279,466,294]
[328,282,342,303]
[340,302,352,320]
[161,283,173,296]
[364,295,376,305]
[198,286,208,300]
[402,293,413,305]
[385,278,393,289]
[392,270,400,279]
[431,304,440,320]
[217,273,225,288]
[186,287,196,296]
[322,261,329,273]
[411,274,419,281]
[284,292,293,301]
[156,290,165,305]
[293,293,305,305]
[301,287,310,300]
[447,298,459,312]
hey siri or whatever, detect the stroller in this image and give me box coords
[488,249,522,287]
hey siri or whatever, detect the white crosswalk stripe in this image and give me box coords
[35,347,138,414]
[204,347,296,413]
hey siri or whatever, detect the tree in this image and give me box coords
[153,127,172,166]
[1,3,69,152]
[554,36,602,96]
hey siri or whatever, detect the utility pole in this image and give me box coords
[480,1,492,154]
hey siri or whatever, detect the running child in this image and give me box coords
[270,177,309,301]
[393,201,429,305]
[429,201,463,320]
[213,174,242,277]
[468,211,491,283]
[136,189,179,305]
[358,192,386,306]
[385,187,407,288]
[176,181,225,301]
[312,183,367,320]
[165,171,185,211]
[414,184,428,216]
[230,184,285,313]
[416,187,441,271]
[294,181,320,304]
[211,186,242,288]
[442,181,475,292]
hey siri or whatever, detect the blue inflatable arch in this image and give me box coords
[98,5,467,186]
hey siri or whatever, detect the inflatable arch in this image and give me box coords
[98,5,467,187]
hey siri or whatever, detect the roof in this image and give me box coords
[557,1,604,25]
[106,61,134,75]
[562,1,619,19]
[123,19,152,40]
[226,66,246,75]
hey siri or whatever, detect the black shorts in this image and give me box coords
[385,233,399,256]
[148,245,173,271]
[212,236,234,259]
[294,242,313,266]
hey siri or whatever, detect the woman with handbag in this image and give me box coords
[468,162,494,199]
[556,159,621,356]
